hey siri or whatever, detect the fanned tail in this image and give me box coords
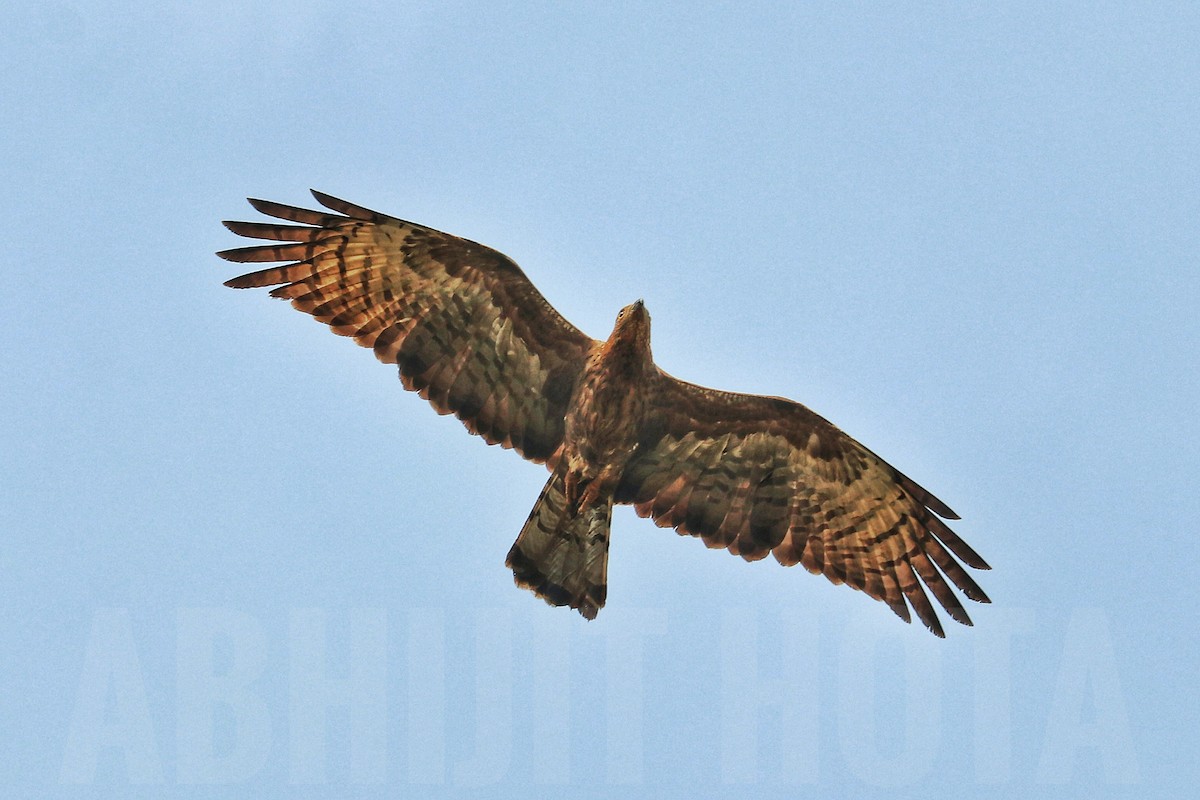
[506,465,612,619]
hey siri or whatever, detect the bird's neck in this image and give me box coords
[594,333,653,382]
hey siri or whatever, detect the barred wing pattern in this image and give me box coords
[616,375,991,637]
[219,191,593,462]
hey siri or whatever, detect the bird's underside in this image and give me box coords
[219,190,991,637]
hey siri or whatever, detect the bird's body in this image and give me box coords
[562,302,652,510]
[220,191,991,636]
[508,301,655,618]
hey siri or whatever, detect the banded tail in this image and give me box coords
[506,465,612,619]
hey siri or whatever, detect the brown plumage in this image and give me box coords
[219,190,990,636]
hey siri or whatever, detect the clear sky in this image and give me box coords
[2,2,1196,797]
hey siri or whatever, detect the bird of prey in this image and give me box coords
[219,191,990,636]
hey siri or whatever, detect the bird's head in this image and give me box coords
[606,299,653,363]
[612,299,650,341]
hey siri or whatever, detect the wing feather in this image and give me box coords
[615,373,990,636]
[220,191,594,463]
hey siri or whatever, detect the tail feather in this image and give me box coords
[506,467,612,619]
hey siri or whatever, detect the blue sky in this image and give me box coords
[2,1,1196,797]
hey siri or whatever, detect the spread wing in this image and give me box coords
[219,191,593,462]
[615,374,990,636]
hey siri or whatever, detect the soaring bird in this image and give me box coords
[219,191,990,636]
